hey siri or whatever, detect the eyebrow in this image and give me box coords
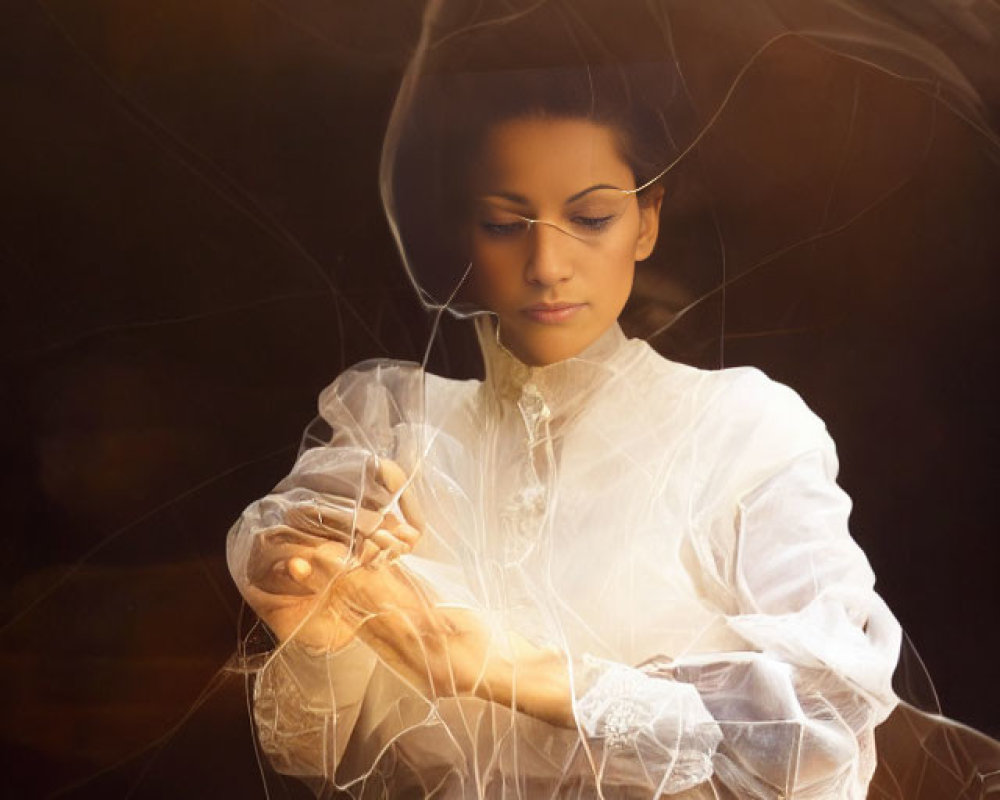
[481,184,624,206]
[567,183,622,202]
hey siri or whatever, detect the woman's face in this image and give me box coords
[468,117,663,366]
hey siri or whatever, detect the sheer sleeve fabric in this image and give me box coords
[251,639,377,781]
[226,360,463,784]
[228,352,902,798]
[569,367,901,798]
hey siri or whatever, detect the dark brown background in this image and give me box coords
[1,1,997,797]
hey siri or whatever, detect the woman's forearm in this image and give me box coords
[479,650,577,728]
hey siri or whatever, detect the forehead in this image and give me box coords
[474,117,633,194]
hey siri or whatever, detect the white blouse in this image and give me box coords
[227,319,901,798]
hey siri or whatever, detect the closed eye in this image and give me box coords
[571,215,614,231]
[480,219,531,237]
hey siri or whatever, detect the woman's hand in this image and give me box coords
[243,457,575,725]
[284,457,425,564]
[243,532,355,649]
[330,564,575,727]
[332,560,576,726]
[244,517,497,700]
[331,562,494,697]
[248,531,576,726]
[242,458,426,649]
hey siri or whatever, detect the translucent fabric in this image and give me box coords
[224,1,1000,798]
[229,319,902,797]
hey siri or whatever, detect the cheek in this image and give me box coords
[469,248,519,310]
[593,232,639,300]
[599,262,635,309]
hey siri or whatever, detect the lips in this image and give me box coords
[520,302,586,324]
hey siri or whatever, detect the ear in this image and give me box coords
[634,184,664,262]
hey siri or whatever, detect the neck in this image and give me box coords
[475,315,630,409]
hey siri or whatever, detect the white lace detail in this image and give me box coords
[576,657,649,751]
[603,696,641,750]
[499,481,547,565]
[497,380,554,565]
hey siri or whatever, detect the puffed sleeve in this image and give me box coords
[570,368,901,798]
[250,639,377,781]
[226,359,437,784]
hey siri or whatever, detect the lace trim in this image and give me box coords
[576,657,648,751]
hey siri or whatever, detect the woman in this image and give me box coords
[228,1,999,797]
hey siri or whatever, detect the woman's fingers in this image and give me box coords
[302,499,416,557]
[288,498,412,544]
[255,559,312,597]
[379,459,427,534]
[274,511,408,567]
[287,556,312,582]
[390,522,421,548]
[278,458,427,570]
[282,457,427,559]
[251,529,350,596]
[280,542,353,595]
[357,539,381,565]
[285,501,360,540]
[364,528,414,560]
[249,526,318,593]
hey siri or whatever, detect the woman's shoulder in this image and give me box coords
[317,358,480,424]
[630,342,830,443]
[629,346,839,490]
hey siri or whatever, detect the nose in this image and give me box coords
[524,221,573,287]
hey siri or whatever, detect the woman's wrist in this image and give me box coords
[479,650,577,728]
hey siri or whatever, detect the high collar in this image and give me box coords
[474,315,634,422]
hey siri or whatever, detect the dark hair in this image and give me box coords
[444,65,675,193]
